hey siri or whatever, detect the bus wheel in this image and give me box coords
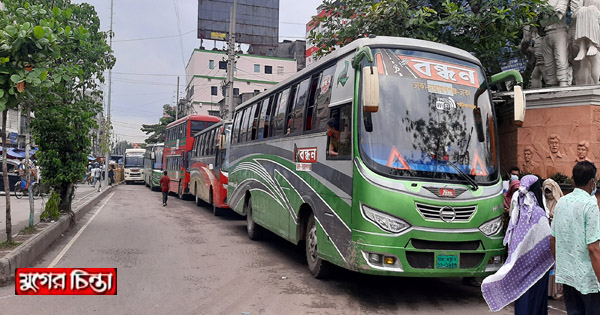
[306,213,329,278]
[211,190,221,216]
[246,198,262,240]
[178,183,184,199]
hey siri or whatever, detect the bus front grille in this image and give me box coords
[406,252,434,269]
[460,253,485,268]
[415,203,477,222]
[411,239,480,251]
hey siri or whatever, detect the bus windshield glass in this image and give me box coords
[191,121,218,133]
[125,153,144,168]
[154,146,164,169]
[359,48,498,183]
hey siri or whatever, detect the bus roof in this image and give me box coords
[124,148,146,153]
[234,36,481,112]
[166,114,221,128]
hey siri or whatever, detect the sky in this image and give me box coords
[72,0,324,144]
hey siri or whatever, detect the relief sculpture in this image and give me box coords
[575,140,593,162]
[521,145,544,176]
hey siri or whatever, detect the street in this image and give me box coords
[0,185,567,314]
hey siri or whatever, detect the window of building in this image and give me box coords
[264,65,272,74]
[268,49,274,56]
[211,86,218,96]
[219,61,227,70]
[208,110,220,117]
[233,88,239,96]
[277,66,284,76]
[209,60,215,70]
[254,64,260,73]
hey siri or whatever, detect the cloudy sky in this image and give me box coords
[72,0,323,144]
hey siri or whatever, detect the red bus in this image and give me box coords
[189,121,232,215]
[164,115,221,198]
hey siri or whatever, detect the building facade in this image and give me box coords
[248,40,307,71]
[185,49,297,117]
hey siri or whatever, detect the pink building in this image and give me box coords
[185,49,297,117]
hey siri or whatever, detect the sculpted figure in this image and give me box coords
[521,145,542,175]
[521,26,546,88]
[571,0,600,84]
[542,0,570,87]
[547,134,564,161]
[575,140,593,162]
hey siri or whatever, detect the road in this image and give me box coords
[0,183,102,242]
[0,185,567,314]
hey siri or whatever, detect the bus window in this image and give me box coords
[285,85,298,136]
[305,73,322,131]
[313,65,336,132]
[251,102,262,141]
[326,104,352,159]
[208,129,216,155]
[269,92,282,137]
[258,97,271,140]
[232,112,242,144]
[289,78,310,136]
[240,106,253,142]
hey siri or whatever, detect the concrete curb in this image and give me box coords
[0,184,117,286]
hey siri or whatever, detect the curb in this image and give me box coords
[0,184,117,286]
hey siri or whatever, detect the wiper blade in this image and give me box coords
[447,161,479,191]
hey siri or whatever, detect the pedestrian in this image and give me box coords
[92,163,102,192]
[108,165,115,186]
[543,178,564,300]
[160,170,170,206]
[482,175,554,313]
[503,177,520,231]
[551,161,600,314]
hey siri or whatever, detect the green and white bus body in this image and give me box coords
[143,143,164,190]
[227,36,524,278]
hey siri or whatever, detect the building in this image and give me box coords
[248,40,307,71]
[0,108,26,148]
[305,4,348,67]
[184,49,297,117]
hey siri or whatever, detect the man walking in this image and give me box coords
[92,163,102,192]
[551,161,600,314]
[160,170,170,206]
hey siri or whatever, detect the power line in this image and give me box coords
[112,29,196,43]
[173,0,187,70]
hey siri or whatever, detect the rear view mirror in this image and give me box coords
[362,66,379,113]
[513,85,526,127]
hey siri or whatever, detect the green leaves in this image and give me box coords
[5,25,18,37]
[33,26,45,39]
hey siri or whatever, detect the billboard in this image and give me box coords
[197,0,279,46]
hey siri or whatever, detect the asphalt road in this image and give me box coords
[0,184,568,314]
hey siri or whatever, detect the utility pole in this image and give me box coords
[225,0,237,120]
[105,0,114,185]
[176,76,180,120]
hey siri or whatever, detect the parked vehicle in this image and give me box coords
[0,159,21,192]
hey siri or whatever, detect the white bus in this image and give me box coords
[124,148,145,184]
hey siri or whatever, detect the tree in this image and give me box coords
[141,104,176,144]
[308,0,553,75]
[0,2,83,241]
[112,140,132,156]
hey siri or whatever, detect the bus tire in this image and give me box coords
[246,198,262,240]
[306,213,330,279]
[211,189,221,216]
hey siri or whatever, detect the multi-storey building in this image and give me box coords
[184,49,297,117]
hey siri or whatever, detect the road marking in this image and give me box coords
[47,192,114,268]
[548,305,567,313]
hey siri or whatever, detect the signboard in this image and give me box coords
[197,0,279,46]
[500,57,527,72]
[8,132,18,144]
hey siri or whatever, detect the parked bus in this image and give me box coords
[143,143,164,190]
[226,36,526,278]
[123,148,146,184]
[189,122,232,216]
[164,115,221,198]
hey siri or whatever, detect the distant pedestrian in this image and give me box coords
[551,161,600,314]
[543,178,564,300]
[482,175,554,314]
[160,170,170,206]
[92,164,102,192]
[108,166,115,186]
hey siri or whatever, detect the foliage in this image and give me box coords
[0,240,20,249]
[113,140,133,155]
[307,0,553,75]
[40,190,61,222]
[549,172,572,185]
[141,104,176,144]
[99,118,113,157]
[20,226,38,235]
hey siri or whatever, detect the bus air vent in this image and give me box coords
[460,253,485,269]
[411,239,480,251]
[406,252,434,269]
[414,203,477,222]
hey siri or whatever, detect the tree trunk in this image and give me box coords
[2,109,12,242]
[58,182,75,225]
[26,102,34,227]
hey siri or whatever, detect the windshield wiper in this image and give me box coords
[447,161,479,191]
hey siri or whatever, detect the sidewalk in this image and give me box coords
[0,181,118,285]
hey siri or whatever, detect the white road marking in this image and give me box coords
[548,305,567,313]
[47,192,114,268]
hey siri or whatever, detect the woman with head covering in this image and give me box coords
[542,178,564,300]
[482,175,554,314]
[503,179,520,231]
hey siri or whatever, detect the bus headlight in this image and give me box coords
[361,204,410,234]
[479,216,502,236]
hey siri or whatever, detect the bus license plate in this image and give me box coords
[436,255,458,269]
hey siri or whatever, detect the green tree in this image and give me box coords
[0,2,83,241]
[112,140,132,156]
[308,0,552,75]
[141,104,176,144]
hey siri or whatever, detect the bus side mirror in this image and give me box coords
[362,66,379,113]
[513,85,526,127]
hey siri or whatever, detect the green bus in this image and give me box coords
[226,36,525,278]
[143,143,164,190]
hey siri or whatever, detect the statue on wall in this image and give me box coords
[575,140,593,162]
[541,0,570,87]
[571,0,600,85]
[521,26,546,88]
[547,134,565,162]
[521,145,543,175]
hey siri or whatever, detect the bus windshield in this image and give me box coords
[154,146,164,169]
[125,153,144,168]
[359,48,498,184]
